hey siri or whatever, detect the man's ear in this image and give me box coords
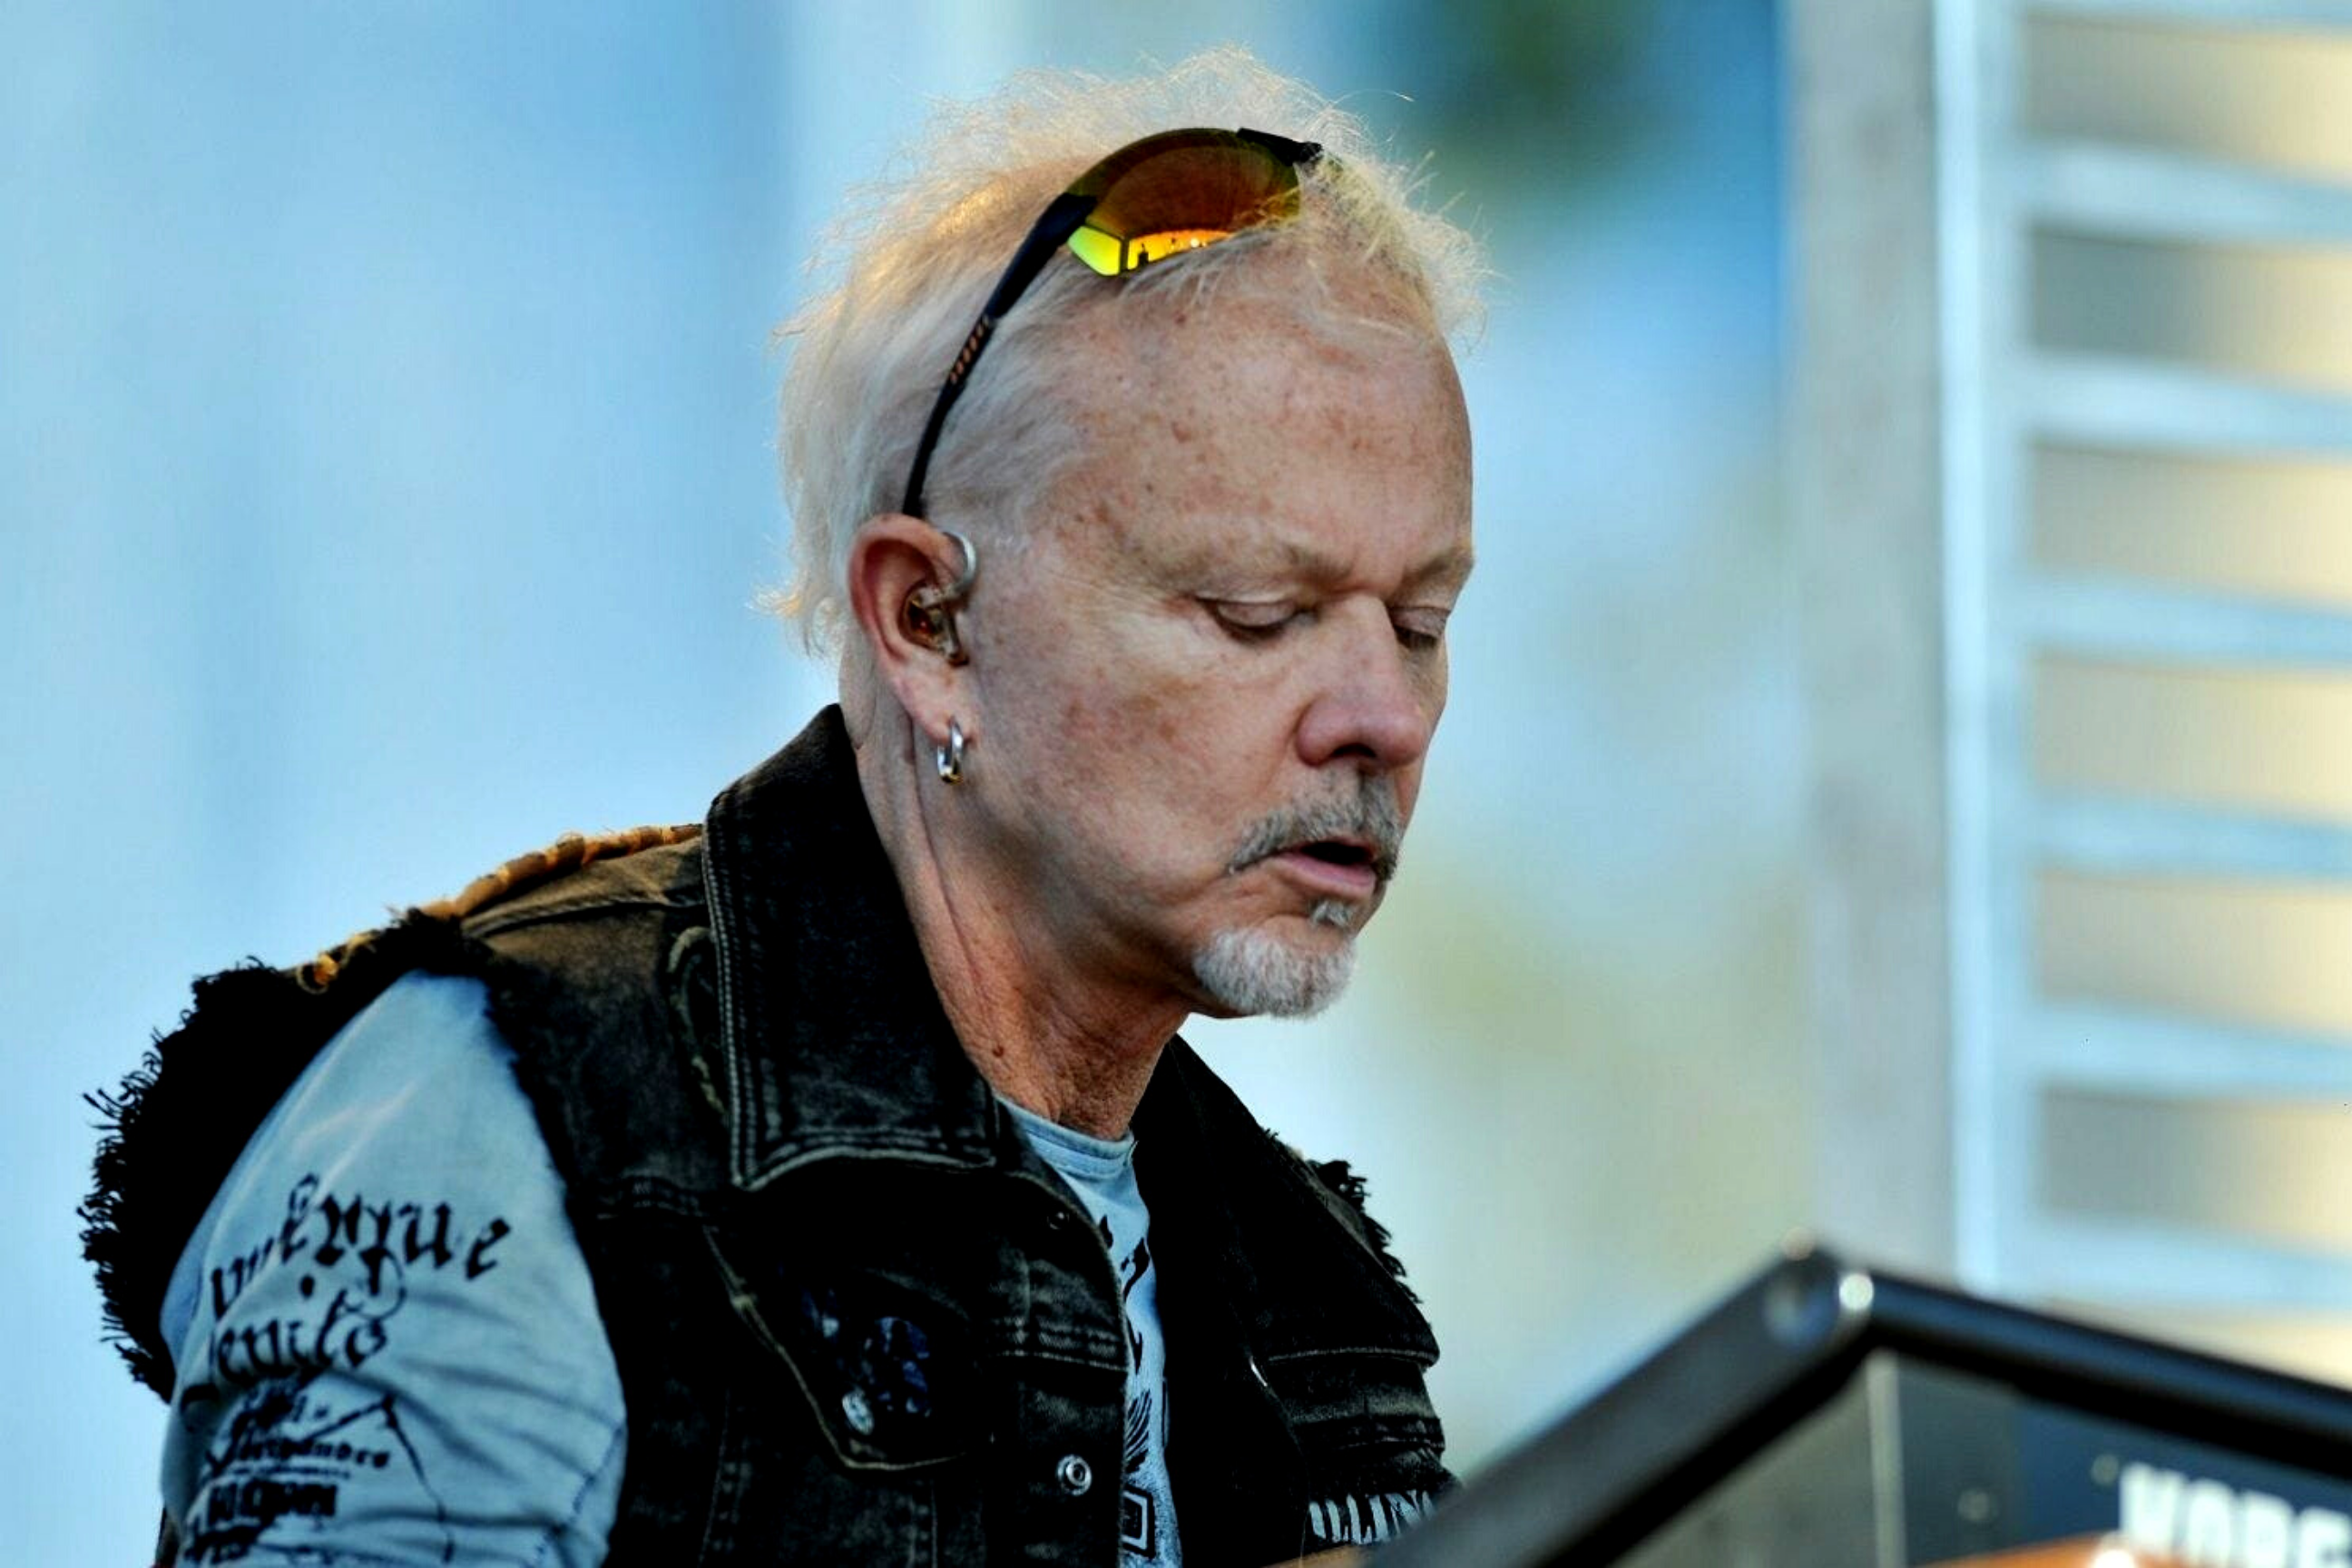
[846,514,976,748]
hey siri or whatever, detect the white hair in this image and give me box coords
[770,46,1487,654]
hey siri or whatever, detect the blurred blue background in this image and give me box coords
[3,4,1792,1557]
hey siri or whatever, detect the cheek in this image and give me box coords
[1395,764,1426,823]
[1022,622,1199,750]
[980,572,1314,812]
[1040,661,1292,843]
[1004,593,1229,749]
[988,637,1218,828]
[1422,647,1452,721]
[1062,669,1244,782]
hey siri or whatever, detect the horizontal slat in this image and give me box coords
[2024,142,2352,246]
[2027,353,2352,458]
[2034,794,2352,878]
[2024,573,2352,665]
[2025,1000,2352,1097]
[2026,0,2352,28]
[2010,1212,2352,1309]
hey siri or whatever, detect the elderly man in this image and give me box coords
[86,49,1478,1567]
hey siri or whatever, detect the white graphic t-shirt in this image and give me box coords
[158,972,625,1565]
[1003,1099,1183,1566]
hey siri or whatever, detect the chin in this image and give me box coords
[1191,918,1359,1019]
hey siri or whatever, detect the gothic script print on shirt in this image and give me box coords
[150,974,627,1564]
[173,1174,511,1562]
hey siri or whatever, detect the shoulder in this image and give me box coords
[159,968,626,1565]
[1290,1151,1420,1294]
[442,830,733,1199]
[455,826,706,937]
[1149,1040,1423,1296]
[86,826,707,1400]
[447,828,717,1074]
[158,970,534,1360]
[1265,1141,1422,1300]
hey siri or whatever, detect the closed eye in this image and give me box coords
[1392,608,1451,652]
[1206,600,1310,641]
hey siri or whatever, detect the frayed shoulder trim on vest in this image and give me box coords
[82,823,701,1400]
[81,914,484,1398]
[1306,1155,1419,1301]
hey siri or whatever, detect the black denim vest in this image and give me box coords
[89,708,1448,1566]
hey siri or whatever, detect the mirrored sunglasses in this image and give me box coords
[901,125,1324,518]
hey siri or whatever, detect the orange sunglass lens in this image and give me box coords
[1065,139,1302,277]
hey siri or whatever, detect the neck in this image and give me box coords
[853,720,1188,1140]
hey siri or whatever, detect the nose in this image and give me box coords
[1295,604,1442,774]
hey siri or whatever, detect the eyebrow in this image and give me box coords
[1406,544,1477,593]
[1243,537,1477,593]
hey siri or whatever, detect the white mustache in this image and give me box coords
[1227,781,1405,883]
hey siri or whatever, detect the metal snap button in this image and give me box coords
[1055,1453,1093,1495]
[841,1386,876,1436]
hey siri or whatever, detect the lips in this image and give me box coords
[1295,838,1376,867]
[1267,838,1381,899]
[1227,784,1405,900]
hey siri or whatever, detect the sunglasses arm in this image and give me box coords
[899,191,1097,518]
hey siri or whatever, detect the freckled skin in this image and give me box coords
[854,260,1473,1134]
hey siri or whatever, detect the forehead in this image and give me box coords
[1047,270,1473,579]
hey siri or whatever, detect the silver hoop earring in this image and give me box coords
[935,719,967,785]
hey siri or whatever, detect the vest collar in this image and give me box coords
[701,706,999,1189]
